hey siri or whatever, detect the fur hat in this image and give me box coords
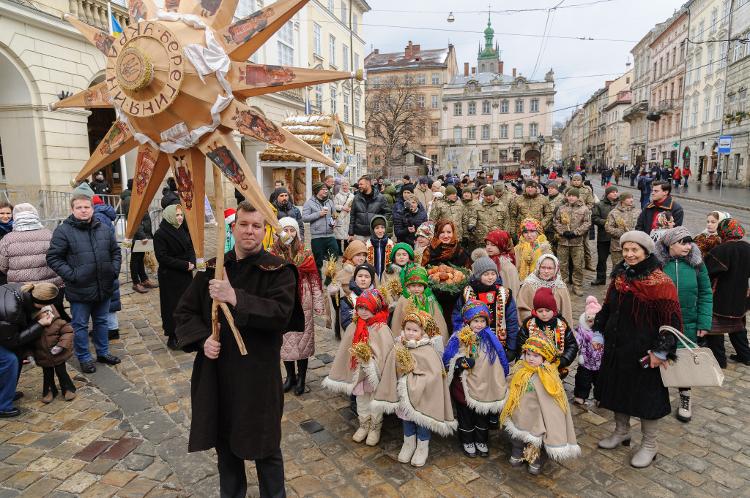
[471,253,498,280]
[620,230,655,255]
[278,216,300,235]
[584,295,602,316]
[532,287,557,314]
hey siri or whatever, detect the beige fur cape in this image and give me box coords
[445,344,508,414]
[390,295,449,348]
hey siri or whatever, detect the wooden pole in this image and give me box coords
[210,166,248,355]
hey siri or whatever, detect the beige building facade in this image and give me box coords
[604,71,633,168]
[623,29,658,170]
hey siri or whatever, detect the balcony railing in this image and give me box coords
[622,101,648,122]
[68,0,128,32]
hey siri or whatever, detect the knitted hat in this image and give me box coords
[547,180,560,190]
[462,298,491,324]
[572,173,583,181]
[224,208,236,224]
[72,182,94,198]
[278,216,300,235]
[532,287,557,313]
[620,230,655,255]
[415,221,435,240]
[273,187,289,197]
[619,192,633,201]
[472,256,498,280]
[584,295,602,316]
[483,185,495,197]
[312,182,326,195]
[391,242,415,262]
[565,187,580,198]
[659,226,692,247]
[343,240,367,262]
[370,215,387,230]
[604,185,619,196]
[522,333,557,363]
[445,185,457,196]
[353,263,376,283]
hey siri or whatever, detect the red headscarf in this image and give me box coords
[351,289,389,367]
[485,229,516,266]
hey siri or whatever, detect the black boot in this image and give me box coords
[282,361,296,393]
[294,359,308,396]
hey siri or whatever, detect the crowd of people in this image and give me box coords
[0,168,747,497]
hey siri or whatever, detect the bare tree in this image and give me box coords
[365,76,430,178]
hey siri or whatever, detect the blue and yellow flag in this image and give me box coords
[111,14,123,37]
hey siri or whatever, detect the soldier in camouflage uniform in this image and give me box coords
[493,181,516,211]
[461,187,481,250]
[429,185,466,240]
[570,173,595,270]
[553,188,592,296]
[508,180,553,240]
[474,185,509,247]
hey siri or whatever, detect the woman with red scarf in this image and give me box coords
[271,218,325,396]
[323,289,394,446]
[420,220,471,328]
[595,230,680,469]
[483,229,520,298]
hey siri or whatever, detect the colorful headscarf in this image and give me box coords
[462,298,491,325]
[518,218,543,236]
[391,242,415,263]
[485,229,516,266]
[400,265,439,313]
[523,332,558,363]
[351,288,389,368]
[717,218,746,242]
[401,308,441,339]
[415,221,435,240]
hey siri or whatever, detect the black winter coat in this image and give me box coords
[517,316,578,369]
[274,201,305,241]
[594,255,680,419]
[161,188,180,209]
[348,190,389,237]
[0,284,44,350]
[174,250,303,460]
[393,201,427,246]
[592,198,617,242]
[705,239,750,320]
[46,215,121,303]
[635,196,684,232]
[93,204,122,313]
[154,220,196,337]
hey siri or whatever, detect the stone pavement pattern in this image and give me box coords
[2,200,750,497]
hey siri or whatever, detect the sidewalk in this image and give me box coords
[589,174,750,212]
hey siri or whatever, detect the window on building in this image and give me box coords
[432,73,440,85]
[529,122,538,137]
[680,40,686,61]
[329,35,336,66]
[404,74,413,85]
[328,0,334,12]
[354,98,361,125]
[454,102,462,116]
[691,98,698,127]
[417,94,425,109]
[704,95,711,123]
[481,149,489,162]
[468,101,477,115]
[431,95,439,109]
[500,124,508,138]
[515,99,524,113]
[340,1,347,21]
[653,61,657,79]
[416,74,426,85]
[482,100,491,114]
[500,99,509,113]
[481,124,490,140]
[734,40,743,63]
[723,0,730,22]
[710,8,718,33]
[720,41,728,67]
[695,51,702,81]
[277,21,294,66]
[343,92,350,122]
[714,92,723,120]
[531,99,539,112]
[314,85,323,111]
[431,154,438,164]
[698,20,705,42]
[467,126,476,140]
[500,149,508,161]
[514,123,523,138]
[672,47,676,68]
[453,126,462,141]
[685,59,692,86]
[373,154,381,165]
[330,85,337,114]
[417,122,425,137]
[313,23,321,56]
[431,121,439,136]
[352,14,358,33]
[342,44,349,71]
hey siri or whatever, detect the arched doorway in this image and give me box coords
[524,149,540,166]
[86,75,124,195]
[0,50,40,190]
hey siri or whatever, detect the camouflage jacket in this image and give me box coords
[462,199,481,239]
[509,194,553,233]
[604,204,639,251]
[553,200,592,247]
[429,198,466,239]
[474,200,509,243]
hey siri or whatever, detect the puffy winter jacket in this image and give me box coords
[301,196,336,239]
[0,229,62,286]
[348,190,389,237]
[393,200,427,245]
[46,215,121,303]
[0,283,44,350]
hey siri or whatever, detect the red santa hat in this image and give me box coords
[224,208,236,224]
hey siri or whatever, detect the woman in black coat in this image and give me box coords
[594,231,680,469]
[153,205,195,350]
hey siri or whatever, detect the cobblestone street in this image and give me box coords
[2,191,750,497]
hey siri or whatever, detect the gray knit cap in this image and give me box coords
[620,230,655,255]
[659,226,692,248]
[472,256,498,279]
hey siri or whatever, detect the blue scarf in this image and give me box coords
[443,327,509,376]
[0,219,13,235]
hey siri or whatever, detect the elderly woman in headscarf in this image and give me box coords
[515,254,573,327]
[703,218,750,368]
[0,203,66,318]
[693,210,731,257]
[655,226,712,423]
[153,204,195,350]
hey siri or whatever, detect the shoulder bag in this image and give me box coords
[658,325,724,388]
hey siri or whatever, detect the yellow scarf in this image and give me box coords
[514,233,549,280]
[500,359,568,425]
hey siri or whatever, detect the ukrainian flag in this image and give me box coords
[111,13,123,37]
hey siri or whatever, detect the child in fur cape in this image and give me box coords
[573,296,604,406]
[323,289,395,446]
[328,240,368,338]
[390,265,449,346]
[501,333,581,475]
[443,299,509,458]
[371,308,456,467]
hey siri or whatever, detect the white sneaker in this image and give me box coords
[398,435,417,463]
[410,439,429,467]
[462,443,476,457]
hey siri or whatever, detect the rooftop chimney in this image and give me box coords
[373,49,379,54]
[512,67,517,78]
[464,62,469,76]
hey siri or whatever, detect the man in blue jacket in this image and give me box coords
[47,194,122,373]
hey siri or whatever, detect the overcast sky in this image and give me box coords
[361,0,684,124]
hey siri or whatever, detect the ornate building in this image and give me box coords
[440,16,555,177]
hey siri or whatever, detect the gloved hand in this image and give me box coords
[563,231,575,239]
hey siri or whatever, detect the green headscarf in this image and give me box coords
[163,204,181,228]
[400,265,440,313]
[392,242,415,265]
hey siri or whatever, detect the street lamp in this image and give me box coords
[447,11,455,22]
[538,135,545,175]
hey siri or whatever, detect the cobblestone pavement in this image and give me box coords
[2,223,750,497]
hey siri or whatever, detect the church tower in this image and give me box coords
[477,13,503,74]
